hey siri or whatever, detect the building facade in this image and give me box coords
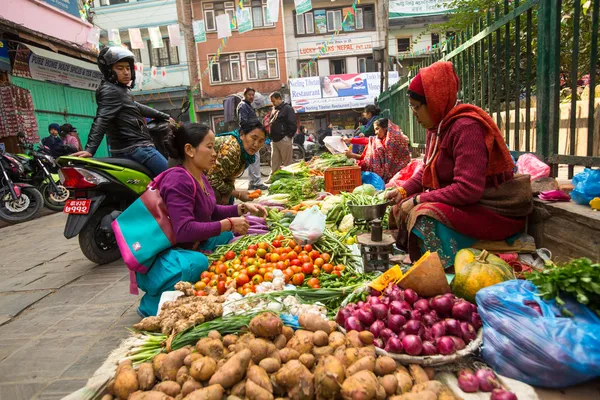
[187,0,288,132]
[282,0,385,136]
[93,0,192,119]
[1,0,106,154]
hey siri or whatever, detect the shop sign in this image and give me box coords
[389,0,453,19]
[0,41,10,72]
[42,0,81,19]
[289,71,399,113]
[28,51,102,91]
[297,37,373,58]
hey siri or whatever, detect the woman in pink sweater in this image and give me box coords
[386,61,532,268]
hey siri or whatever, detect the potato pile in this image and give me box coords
[104,312,461,400]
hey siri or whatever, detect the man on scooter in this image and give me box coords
[72,47,173,176]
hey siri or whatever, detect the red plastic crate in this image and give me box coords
[324,166,362,194]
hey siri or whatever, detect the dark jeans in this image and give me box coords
[120,146,168,177]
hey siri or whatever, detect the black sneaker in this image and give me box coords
[249,184,268,191]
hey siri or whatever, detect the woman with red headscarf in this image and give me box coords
[385,61,532,268]
[344,118,411,183]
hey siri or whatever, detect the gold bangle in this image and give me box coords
[398,187,408,200]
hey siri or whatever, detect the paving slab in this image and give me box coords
[0,337,29,362]
[0,305,78,339]
[60,334,126,380]
[44,304,132,336]
[88,280,141,306]
[0,382,47,400]
[0,290,52,322]
[35,378,89,400]
[0,334,95,381]
[33,283,108,308]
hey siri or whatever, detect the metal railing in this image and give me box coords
[378,0,600,178]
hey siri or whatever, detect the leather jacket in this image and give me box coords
[85,80,170,155]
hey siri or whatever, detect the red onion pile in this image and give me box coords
[456,368,518,399]
[336,283,482,356]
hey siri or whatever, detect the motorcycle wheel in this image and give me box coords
[78,207,121,265]
[0,187,43,224]
[40,182,70,212]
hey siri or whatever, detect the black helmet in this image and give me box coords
[97,46,136,88]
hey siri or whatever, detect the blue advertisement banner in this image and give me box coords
[0,40,10,72]
[42,0,81,19]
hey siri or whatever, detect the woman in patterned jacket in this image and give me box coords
[207,120,267,204]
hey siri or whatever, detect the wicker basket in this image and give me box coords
[324,166,362,194]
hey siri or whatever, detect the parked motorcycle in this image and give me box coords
[58,102,188,265]
[0,144,44,224]
[15,144,70,211]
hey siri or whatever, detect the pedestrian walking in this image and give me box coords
[238,87,267,190]
[267,92,297,179]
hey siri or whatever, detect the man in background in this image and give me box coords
[238,87,267,191]
[267,92,297,177]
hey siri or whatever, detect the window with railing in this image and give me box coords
[203,1,236,31]
[295,5,375,36]
[210,53,242,83]
[148,39,180,67]
[246,51,279,80]
[298,60,318,77]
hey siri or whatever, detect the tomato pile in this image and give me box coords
[193,235,346,296]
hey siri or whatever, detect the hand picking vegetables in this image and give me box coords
[336,283,481,357]
[112,312,462,400]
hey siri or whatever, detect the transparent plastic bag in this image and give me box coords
[516,153,550,180]
[289,206,326,244]
[570,168,600,206]
[476,280,600,388]
[323,136,349,155]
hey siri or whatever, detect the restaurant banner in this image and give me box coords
[294,0,312,15]
[290,71,400,113]
[389,0,453,19]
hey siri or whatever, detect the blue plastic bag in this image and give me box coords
[476,280,600,388]
[571,168,600,205]
[361,171,385,191]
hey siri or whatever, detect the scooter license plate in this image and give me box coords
[64,199,92,215]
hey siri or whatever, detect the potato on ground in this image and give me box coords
[247,365,273,393]
[208,348,251,389]
[408,364,429,385]
[347,355,376,376]
[181,380,203,397]
[389,390,436,400]
[153,354,168,379]
[282,326,294,341]
[279,348,300,364]
[113,362,139,400]
[190,356,217,382]
[100,395,113,400]
[129,390,173,400]
[341,370,385,400]
[223,334,238,347]
[184,384,225,400]
[196,338,224,360]
[358,345,377,359]
[312,345,334,360]
[312,331,329,347]
[259,357,281,373]
[273,334,287,350]
[233,333,256,353]
[230,379,246,398]
[176,366,192,386]
[375,356,397,376]
[160,348,191,381]
[411,381,444,396]
[137,363,156,390]
[298,314,332,333]
[298,353,315,370]
[328,332,345,349]
[345,330,364,348]
[286,330,314,354]
[184,353,203,368]
[273,360,309,389]
[207,330,221,340]
[246,379,275,400]
[314,355,345,400]
[249,312,283,338]
[379,374,398,396]
[394,369,413,394]
[359,331,375,345]
[248,338,278,364]
[154,381,181,397]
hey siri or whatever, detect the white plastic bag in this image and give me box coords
[323,136,349,155]
[290,206,326,244]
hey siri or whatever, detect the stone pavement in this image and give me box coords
[0,212,141,400]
